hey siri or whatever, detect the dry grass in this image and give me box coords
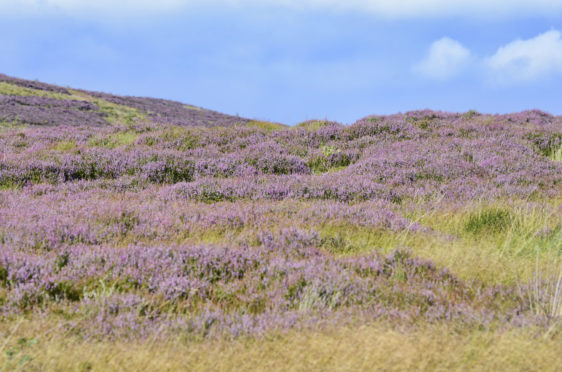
[399,198,562,285]
[1,320,560,371]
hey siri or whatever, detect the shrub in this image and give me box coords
[141,158,195,183]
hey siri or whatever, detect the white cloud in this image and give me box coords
[4,0,562,18]
[487,30,562,82]
[283,0,562,18]
[413,37,471,80]
[3,0,187,17]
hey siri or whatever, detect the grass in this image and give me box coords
[257,198,561,285]
[88,131,139,149]
[550,144,562,162]
[91,98,145,126]
[53,140,77,152]
[525,258,562,322]
[184,104,203,111]
[0,82,77,100]
[296,120,336,131]
[402,199,562,285]
[464,207,514,234]
[1,319,560,371]
[0,121,27,133]
[247,121,287,131]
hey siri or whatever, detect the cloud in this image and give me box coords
[413,37,471,80]
[4,0,562,18]
[285,0,562,18]
[3,0,187,17]
[486,30,562,82]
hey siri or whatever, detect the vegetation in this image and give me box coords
[1,76,562,370]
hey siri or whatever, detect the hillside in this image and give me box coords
[0,75,562,370]
[0,73,254,128]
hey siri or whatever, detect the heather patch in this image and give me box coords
[0,95,109,127]
[0,242,532,339]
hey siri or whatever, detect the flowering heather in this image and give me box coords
[0,95,109,127]
[82,90,253,128]
[1,76,562,346]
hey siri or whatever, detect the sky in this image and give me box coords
[1,1,562,124]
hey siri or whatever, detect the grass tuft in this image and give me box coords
[464,207,514,235]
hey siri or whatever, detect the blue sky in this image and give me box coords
[1,1,562,124]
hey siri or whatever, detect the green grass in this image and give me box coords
[53,140,77,152]
[88,131,138,149]
[550,145,562,162]
[90,98,145,126]
[0,82,75,100]
[316,225,414,256]
[0,181,22,191]
[247,121,287,131]
[184,104,203,111]
[0,120,27,133]
[295,120,336,131]
[464,207,515,234]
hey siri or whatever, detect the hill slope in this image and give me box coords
[0,73,253,127]
[0,74,562,370]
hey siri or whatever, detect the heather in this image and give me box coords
[0,77,562,370]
